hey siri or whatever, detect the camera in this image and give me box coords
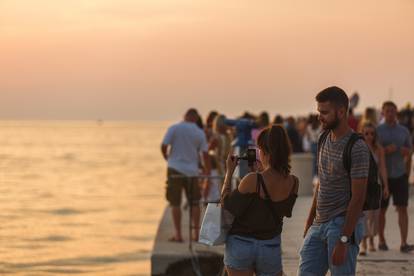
[232,148,257,167]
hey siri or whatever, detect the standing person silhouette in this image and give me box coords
[359,123,389,255]
[222,125,299,276]
[377,101,414,253]
[298,87,370,276]
[161,108,211,242]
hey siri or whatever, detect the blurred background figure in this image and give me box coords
[398,104,414,134]
[286,116,303,153]
[348,108,359,132]
[196,114,204,130]
[359,122,389,255]
[304,114,322,177]
[252,111,270,143]
[273,114,284,125]
[398,104,414,179]
[224,112,257,178]
[205,110,219,141]
[204,114,232,202]
[358,107,378,132]
[296,117,308,142]
[161,108,211,243]
[377,101,413,253]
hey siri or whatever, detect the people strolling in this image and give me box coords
[161,108,211,242]
[359,122,390,255]
[377,101,414,253]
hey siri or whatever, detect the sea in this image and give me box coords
[0,120,170,275]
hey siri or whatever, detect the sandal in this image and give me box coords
[378,243,389,251]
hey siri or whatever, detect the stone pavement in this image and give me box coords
[281,196,414,275]
[152,193,414,275]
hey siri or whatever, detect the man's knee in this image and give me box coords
[396,206,408,214]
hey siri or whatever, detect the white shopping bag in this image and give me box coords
[198,203,234,246]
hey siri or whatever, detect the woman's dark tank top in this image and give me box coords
[223,173,298,240]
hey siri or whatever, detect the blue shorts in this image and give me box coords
[298,216,364,276]
[224,234,282,276]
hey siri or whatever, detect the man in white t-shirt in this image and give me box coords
[161,108,210,242]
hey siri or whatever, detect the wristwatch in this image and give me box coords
[339,235,350,244]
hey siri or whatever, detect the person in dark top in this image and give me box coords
[273,114,284,125]
[286,116,304,153]
[221,124,299,276]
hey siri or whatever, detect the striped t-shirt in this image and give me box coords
[315,131,370,224]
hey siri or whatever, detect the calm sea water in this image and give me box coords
[0,121,169,275]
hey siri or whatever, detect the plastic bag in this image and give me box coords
[198,203,234,246]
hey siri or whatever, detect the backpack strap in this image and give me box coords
[343,133,365,245]
[317,130,330,169]
[343,133,364,175]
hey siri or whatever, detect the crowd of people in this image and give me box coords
[161,86,414,276]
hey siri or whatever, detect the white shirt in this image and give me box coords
[162,121,208,176]
[306,125,322,144]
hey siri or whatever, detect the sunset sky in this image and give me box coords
[1,0,413,120]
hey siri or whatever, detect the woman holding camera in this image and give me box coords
[221,124,299,276]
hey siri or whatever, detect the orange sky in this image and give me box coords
[1,0,413,120]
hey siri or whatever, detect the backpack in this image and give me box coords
[317,131,382,211]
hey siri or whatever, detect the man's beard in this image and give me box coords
[323,113,340,130]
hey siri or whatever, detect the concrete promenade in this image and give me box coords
[282,196,414,275]
[152,194,414,275]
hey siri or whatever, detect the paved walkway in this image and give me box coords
[153,194,414,275]
[281,196,414,275]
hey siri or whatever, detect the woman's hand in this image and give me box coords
[202,179,210,200]
[383,185,390,199]
[226,153,238,175]
[221,154,238,202]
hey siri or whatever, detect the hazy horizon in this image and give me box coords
[1,0,413,121]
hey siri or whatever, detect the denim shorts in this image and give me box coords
[224,234,282,276]
[298,216,364,276]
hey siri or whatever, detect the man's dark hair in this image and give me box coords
[315,86,349,111]
[382,101,397,110]
[185,108,199,118]
[273,114,284,124]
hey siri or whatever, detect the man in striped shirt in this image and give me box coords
[298,87,370,276]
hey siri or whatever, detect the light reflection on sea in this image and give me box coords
[0,120,169,275]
